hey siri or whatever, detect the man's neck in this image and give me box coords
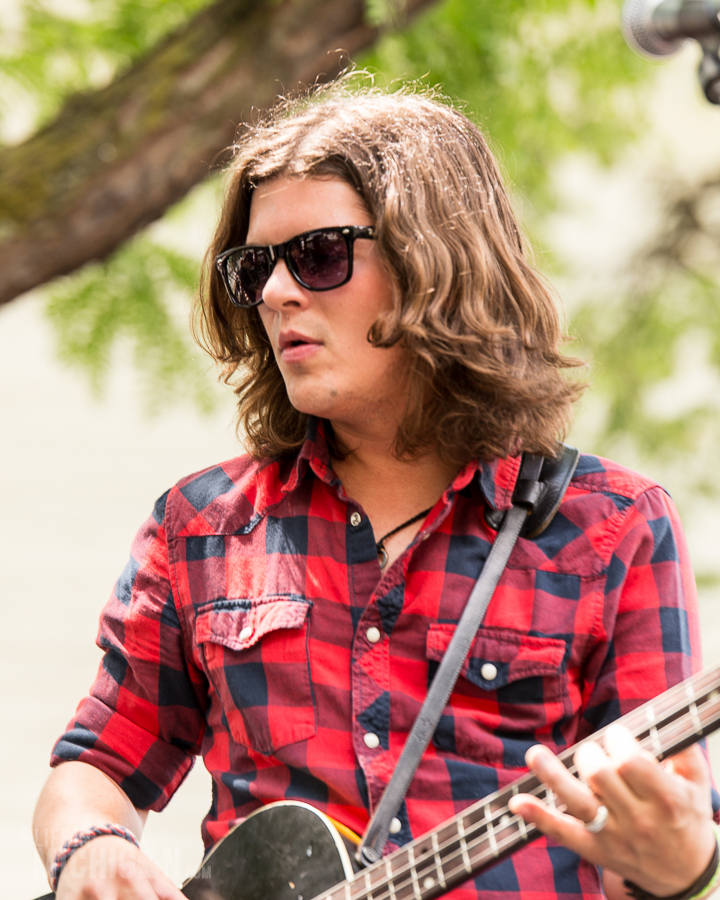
[330,423,460,554]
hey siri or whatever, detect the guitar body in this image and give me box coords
[181,801,358,900]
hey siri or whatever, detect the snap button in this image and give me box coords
[389,817,402,834]
[363,732,380,749]
[481,662,498,681]
[350,512,362,527]
[366,626,381,643]
[239,626,253,643]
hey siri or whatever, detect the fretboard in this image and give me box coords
[318,664,720,900]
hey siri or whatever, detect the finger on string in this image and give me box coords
[602,724,652,761]
[604,723,658,770]
[600,723,676,801]
[573,736,639,814]
[507,791,604,865]
[525,744,600,823]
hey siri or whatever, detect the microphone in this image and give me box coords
[622,0,720,58]
[622,0,720,103]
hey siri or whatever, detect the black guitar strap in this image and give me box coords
[358,445,580,866]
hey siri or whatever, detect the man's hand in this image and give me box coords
[507,724,717,898]
[56,835,185,900]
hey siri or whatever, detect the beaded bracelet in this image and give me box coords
[50,824,140,892]
[623,825,720,900]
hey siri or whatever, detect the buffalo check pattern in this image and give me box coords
[53,419,706,900]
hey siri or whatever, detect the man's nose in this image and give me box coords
[260,260,311,311]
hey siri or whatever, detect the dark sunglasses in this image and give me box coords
[215,225,376,308]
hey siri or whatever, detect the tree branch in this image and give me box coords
[0,0,437,306]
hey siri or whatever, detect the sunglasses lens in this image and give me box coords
[289,230,349,289]
[226,247,273,307]
[220,228,362,306]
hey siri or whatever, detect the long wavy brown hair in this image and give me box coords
[195,80,584,465]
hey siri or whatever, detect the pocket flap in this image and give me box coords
[426,625,565,691]
[196,597,311,651]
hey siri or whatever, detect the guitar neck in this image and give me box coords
[321,664,720,900]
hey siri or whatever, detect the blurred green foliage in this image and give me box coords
[45,236,217,415]
[570,178,720,481]
[0,0,209,132]
[0,0,220,409]
[574,271,720,456]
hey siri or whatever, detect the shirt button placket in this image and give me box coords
[349,515,391,802]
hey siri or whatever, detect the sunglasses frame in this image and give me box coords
[215,225,376,309]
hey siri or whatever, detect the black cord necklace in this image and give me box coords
[376,506,433,570]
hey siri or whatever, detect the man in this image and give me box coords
[33,84,718,900]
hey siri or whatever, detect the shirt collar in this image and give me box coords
[180,419,524,538]
[279,418,338,496]
[280,418,522,512]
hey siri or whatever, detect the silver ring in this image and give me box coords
[584,804,609,834]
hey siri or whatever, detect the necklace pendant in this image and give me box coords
[374,504,433,574]
[377,545,389,570]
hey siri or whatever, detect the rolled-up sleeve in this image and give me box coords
[51,489,207,811]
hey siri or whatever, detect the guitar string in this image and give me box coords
[346,820,537,900]
[319,687,720,900]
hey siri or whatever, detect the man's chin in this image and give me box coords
[286,393,339,421]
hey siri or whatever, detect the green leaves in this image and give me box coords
[45,233,216,415]
[0,0,210,141]
[365,0,406,29]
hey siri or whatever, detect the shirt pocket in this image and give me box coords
[426,625,567,767]
[196,597,315,755]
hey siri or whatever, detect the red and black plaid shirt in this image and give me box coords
[53,419,702,899]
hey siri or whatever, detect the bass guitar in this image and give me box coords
[180,663,720,900]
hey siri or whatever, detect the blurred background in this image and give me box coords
[2,1,720,898]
